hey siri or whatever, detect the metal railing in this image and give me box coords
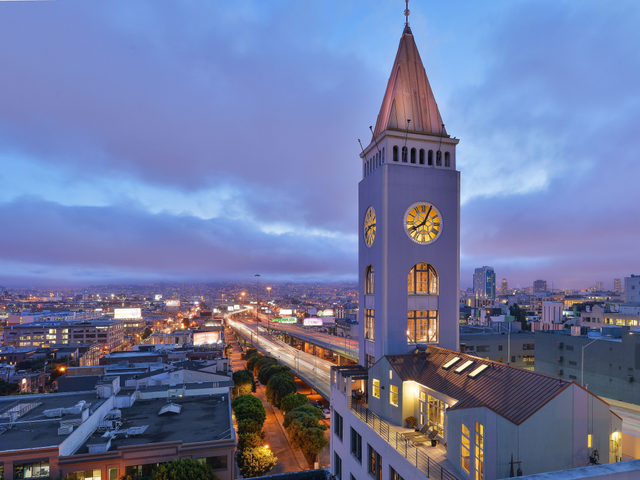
[349,399,459,480]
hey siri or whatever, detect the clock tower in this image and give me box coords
[358,12,460,366]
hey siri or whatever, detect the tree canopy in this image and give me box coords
[258,364,290,386]
[253,356,278,377]
[246,353,263,371]
[280,393,309,415]
[265,372,297,408]
[238,432,264,451]
[236,446,277,478]
[139,459,220,480]
[232,370,254,398]
[231,394,266,426]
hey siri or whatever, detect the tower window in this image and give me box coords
[419,149,425,165]
[410,148,416,164]
[407,310,438,343]
[365,265,374,295]
[365,309,375,341]
[408,263,438,295]
[393,146,398,162]
[436,151,442,166]
[445,152,450,167]
[428,150,433,165]
[401,146,408,163]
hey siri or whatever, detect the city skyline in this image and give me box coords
[1,1,639,289]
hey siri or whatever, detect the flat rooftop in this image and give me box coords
[76,394,231,454]
[0,392,101,451]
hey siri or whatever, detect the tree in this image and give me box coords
[509,304,529,330]
[245,347,257,359]
[237,446,277,478]
[237,419,265,437]
[283,405,323,429]
[238,432,264,451]
[125,459,221,480]
[265,372,297,408]
[232,370,254,398]
[253,356,278,377]
[0,379,19,396]
[258,364,290,386]
[280,393,309,414]
[288,423,328,459]
[246,353,263,371]
[140,327,152,340]
[232,395,266,426]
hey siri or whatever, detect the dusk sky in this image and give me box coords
[1,1,639,290]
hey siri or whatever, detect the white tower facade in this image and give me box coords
[358,23,460,367]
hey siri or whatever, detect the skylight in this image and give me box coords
[454,360,474,373]
[468,364,489,378]
[442,357,461,370]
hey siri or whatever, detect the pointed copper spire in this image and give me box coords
[373,19,446,137]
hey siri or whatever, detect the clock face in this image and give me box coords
[364,207,376,247]
[404,202,442,245]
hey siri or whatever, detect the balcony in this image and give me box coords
[349,399,461,480]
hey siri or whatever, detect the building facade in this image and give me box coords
[473,267,496,300]
[4,320,124,351]
[533,280,548,294]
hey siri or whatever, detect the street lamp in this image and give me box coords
[582,338,598,388]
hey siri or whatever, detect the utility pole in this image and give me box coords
[582,339,598,388]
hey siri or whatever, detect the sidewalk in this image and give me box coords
[228,333,311,474]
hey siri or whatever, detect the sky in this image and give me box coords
[0,0,639,290]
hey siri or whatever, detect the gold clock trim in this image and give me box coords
[364,206,376,247]
[404,202,442,245]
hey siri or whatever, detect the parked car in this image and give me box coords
[322,408,331,419]
[315,400,323,408]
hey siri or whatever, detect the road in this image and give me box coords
[227,313,333,399]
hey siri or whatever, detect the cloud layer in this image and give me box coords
[0,1,638,289]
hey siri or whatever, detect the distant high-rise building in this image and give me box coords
[533,279,547,294]
[501,278,509,296]
[614,278,622,293]
[625,275,640,302]
[594,281,604,291]
[473,266,496,300]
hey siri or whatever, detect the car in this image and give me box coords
[322,408,331,419]
[315,400,323,408]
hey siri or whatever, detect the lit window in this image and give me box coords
[365,266,375,295]
[407,310,438,343]
[455,360,474,373]
[372,379,380,398]
[390,385,398,406]
[407,263,438,295]
[461,424,470,473]
[365,310,375,341]
[475,422,484,480]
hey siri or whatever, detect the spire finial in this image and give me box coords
[404,0,410,27]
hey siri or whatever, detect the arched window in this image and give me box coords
[445,152,450,167]
[436,151,442,166]
[382,147,385,163]
[407,310,438,344]
[393,146,398,162]
[407,263,438,295]
[419,149,425,165]
[411,148,416,164]
[428,150,433,166]
[365,265,374,295]
[402,146,408,163]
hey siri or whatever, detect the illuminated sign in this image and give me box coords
[321,316,336,324]
[279,309,293,316]
[320,309,334,317]
[193,331,220,345]
[114,308,142,319]
[154,294,163,301]
[303,318,323,327]
[165,300,181,307]
[233,305,240,311]
[272,317,297,324]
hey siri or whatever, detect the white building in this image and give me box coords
[331,7,627,480]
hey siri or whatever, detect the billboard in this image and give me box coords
[272,317,297,324]
[320,309,334,317]
[114,308,142,319]
[165,300,181,307]
[193,331,220,345]
[322,316,336,324]
[154,294,163,301]
[279,309,293,316]
[303,318,323,327]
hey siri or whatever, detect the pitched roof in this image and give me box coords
[373,26,445,137]
[387,346,573,425]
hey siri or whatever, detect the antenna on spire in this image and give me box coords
[358,139,366,156]
[404,0,410,27]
